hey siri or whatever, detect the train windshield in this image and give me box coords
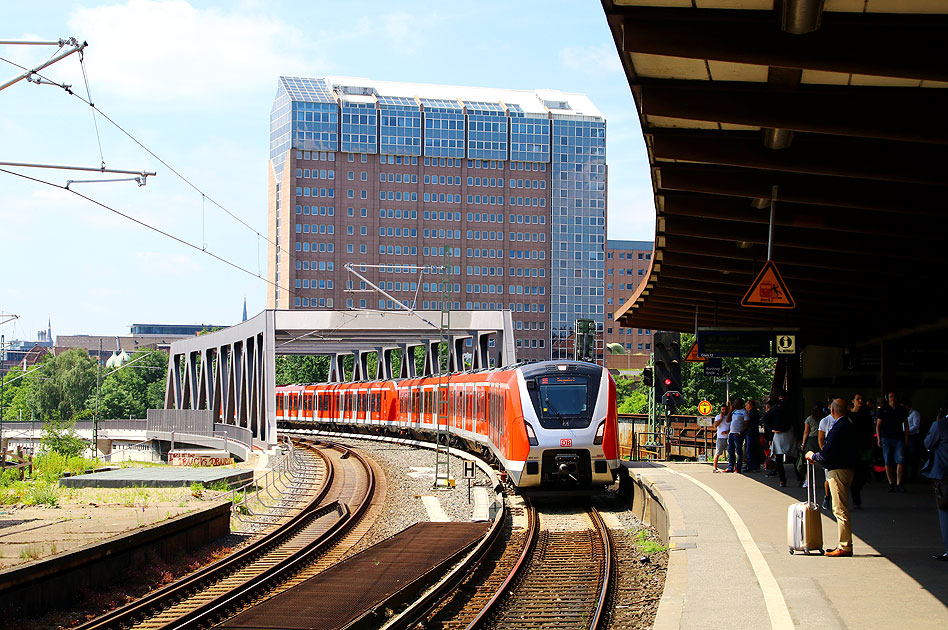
[536,375,590,428]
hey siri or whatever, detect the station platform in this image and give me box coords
[625,461,947,630]
[59,467,253,489]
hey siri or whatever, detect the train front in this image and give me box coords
[514,361,619,491]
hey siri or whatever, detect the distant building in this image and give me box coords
[130,324,224,336]
[604,240,653,373]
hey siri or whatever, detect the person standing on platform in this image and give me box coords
[764,391,803,487]
[877,392,909,492]
[807,399,857,557]
[727,397,746,473]
[922,411,948,561]
[743,399,761,472]
[819,404,841,510]
[905,399,923,483]
[712,403,731,473]
[849,393,874,509]
[801,403,823,488]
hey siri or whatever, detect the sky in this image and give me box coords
[0,0,654,342]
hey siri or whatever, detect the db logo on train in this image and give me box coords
[561,438,572,447]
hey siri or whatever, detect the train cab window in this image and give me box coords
[531,374,592,429]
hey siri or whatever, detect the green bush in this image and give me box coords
[26,482,60,507]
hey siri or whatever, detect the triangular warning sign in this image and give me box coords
[742,260,795,308]
[684,341,707,362]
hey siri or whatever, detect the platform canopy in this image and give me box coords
[602,0,948,346]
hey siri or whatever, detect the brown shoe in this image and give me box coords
[826,548,853,557]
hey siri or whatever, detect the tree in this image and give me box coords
[275,355,330,386]
[94,350,168,419]
[32,349,97,422]
[677,333,776,415]
[615,376,649,414]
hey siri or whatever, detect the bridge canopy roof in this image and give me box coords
[602,0,948,346]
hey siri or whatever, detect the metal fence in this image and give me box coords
[146,409,214,436]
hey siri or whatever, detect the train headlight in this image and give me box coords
[593,421,605,445]
[524,421,539,446]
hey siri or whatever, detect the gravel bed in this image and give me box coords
[324,435,494,554]
[592,494,668,630]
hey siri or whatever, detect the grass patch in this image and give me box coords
[634,528,666,554]
[26,482,60,507]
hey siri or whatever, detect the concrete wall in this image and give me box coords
[0,501,231,618]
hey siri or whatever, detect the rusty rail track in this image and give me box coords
[432,500,613,630]
[75,439,375,630]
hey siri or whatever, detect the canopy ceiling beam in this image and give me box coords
[618,6,948,83]
[639,80,948,144]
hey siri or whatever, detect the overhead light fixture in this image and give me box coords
[782,0,824,35]
[751,197,770,209]
[737,241,754,249]
[763,127,794,150]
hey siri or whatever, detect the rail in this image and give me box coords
[168,441,376,630]
[74,438,354,630]
[463,499,539,629]
[458,503,613,630]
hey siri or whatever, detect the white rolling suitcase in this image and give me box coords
[787,460,823,555]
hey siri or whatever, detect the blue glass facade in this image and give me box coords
[465,102,508,161]
[550,116,607,359]
[340,101,378,154]
[379,96,421,156]
[422,99,465,158]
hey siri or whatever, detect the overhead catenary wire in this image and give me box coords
[77,49,105,169]
[0,52,283,257]
[0,167,302,301]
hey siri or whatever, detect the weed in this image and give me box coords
[26,482,60,507]
[635,528,666,554]
[208,480,230,492]
[19,543,44,560]
[190,482,204,499]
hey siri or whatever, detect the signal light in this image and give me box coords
[642,366,653,387]
[664,378,672,386]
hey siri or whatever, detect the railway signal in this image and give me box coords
[653,332,682,401]
[642,366,653,387]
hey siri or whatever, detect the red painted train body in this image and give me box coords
[276,360,620,490]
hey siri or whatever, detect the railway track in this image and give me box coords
[420,498,614,630]
[75,439,375,630]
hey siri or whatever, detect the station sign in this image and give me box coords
[697,328,799,358]
[463,460,476,479]
[703,357,724,377]
[776,334,796,355]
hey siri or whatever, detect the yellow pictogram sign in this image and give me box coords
[741,259,795,308]
[684,341,707,362]
[698,400,713,416]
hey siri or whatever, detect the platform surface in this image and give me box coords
[219,521,489,630]
[59,466,253,488]
[625,461,948,630]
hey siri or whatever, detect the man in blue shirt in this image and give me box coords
[807,399,856,557]
[877,392,909,492]
[923,412,948,561]
[726,397,746,473]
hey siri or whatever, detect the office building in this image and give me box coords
[268,76,606,362]
[605,240,654,372]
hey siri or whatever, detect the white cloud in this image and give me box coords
[63,0,319,106]
[559,43,622,76]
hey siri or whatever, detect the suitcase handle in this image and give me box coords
[807,459,818,508]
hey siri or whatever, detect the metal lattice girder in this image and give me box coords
[163,310,514,448]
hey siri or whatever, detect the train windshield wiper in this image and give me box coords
[545,396,570,427]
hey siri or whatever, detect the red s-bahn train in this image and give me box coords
[276,360,620,490]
